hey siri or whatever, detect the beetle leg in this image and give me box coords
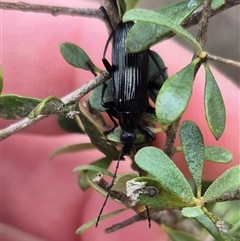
[99,6,114,31]
[146,106,155,114]
[102,29,115,74]
[102,101,119,135]
[86,62,97,77]
[137,125,156,141]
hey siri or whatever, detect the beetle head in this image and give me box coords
[120,131,136,155]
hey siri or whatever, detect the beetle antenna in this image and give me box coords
[96,148,123,227]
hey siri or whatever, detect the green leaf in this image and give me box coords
[112,172,138,193]
[182,206,204,218]
[162,225,200,241]
[123,9,202,54]
[56,114,84,133]
[0,94,41,119]
[28,96,64,118]
[230,220,240,238]
[124,0,203,52]
[73,165,113,177]
[50,143,95,160]
[203,165,240,202]
[135,147,195,203]
[60,43,102,73]
[77,163,118,198]
[204,64,226,140]
[125,0,141,11]
[179,121,204,195]
[0,65,3,94]
[142,112,159,124]
[127,176,194,208]
[78,157,112,191]
[89,79,113,112]
[148,50,168,102]
[195,214,224,241]
[78,104,120,160]
[204,146,232,163]
[117,0,127,18]
[156,58,200,126]
[211,0,225,10]
[76,208,126,234]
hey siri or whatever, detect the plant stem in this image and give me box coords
[207,54,240,68]
[0,72,110,141]
[0,1,103,18]
[105,214,145,233]
[164,119,180,158]
[196,0,212,51]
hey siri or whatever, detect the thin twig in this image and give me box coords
[207,54,240,68]
[101,0,120,29]
[0,72,110,141]
[183,0,240,29]
[105,214,145,233]
[196,0,212,50]
[164,119,180,158]
[0,1,103,18]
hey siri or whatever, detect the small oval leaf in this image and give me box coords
[112,172,138,193]
[89,79,113,112]
[57,114,84,134]
[60,42,102,73]
[0,95,41,119]
[179,121,204,195]
[203,165,240,202]
[50,143,95,160]
[78,157,112,191]
[124,0,203,52]
[135,147,194,203]
[148,50,168,102]
[128,176,194,208]
[204,146,232,163]
[195,214,224,241]
[204,64,226,140]
[156,58,200,125]
[73,165,113,177]
[182,206,204,218]
[123,9,202,54]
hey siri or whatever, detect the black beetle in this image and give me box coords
[94,17,167,226]
[102,21,156,155]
